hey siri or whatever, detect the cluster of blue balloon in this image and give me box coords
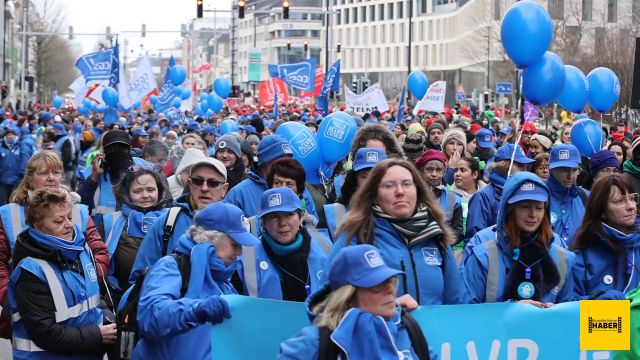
[194,78,232,118]
[52,96,63,109]
[407,70,429,100]
[501,0,619,157]
[276,112,357,184]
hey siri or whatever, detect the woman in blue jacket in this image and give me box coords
[571,174,640,300]
[239,187,331,301]
[279,244,438,360]
[133,202,260,360]
[329,159,466,305]
[462,172,575,305]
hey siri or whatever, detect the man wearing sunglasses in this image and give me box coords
[130,157,229,283]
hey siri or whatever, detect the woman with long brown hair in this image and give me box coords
[571,174,640,300]
[461,172,575,306]
[329,159,466,305]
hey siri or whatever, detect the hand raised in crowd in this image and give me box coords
[195,295,232,325]
[396,294,419,312]
[518,299,553,308]
[90,154,105,182]
[100,323,117,344]
[448,150,461,169]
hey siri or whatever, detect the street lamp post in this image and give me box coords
[20,0,28,110]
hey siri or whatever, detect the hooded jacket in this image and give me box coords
[461,172,576,303]
[0,140,22,186]
[167,148,207,199]
[348,124,405,160]
[572,218,640,299]
[464,169,507,244]
[546,174,589,246]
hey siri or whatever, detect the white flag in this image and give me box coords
[413,81,447,115]
[69,76,86,106]
[179,81,195,112]
[118,62,133,109]
[128,56,158,104]
[70,75,108,106]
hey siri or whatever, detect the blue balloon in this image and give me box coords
[52,96,63,108]
[276,122,322,178]
[101,87,119,107]
[557,65,589,113]
[522,51,565,105]
[213,78,232,99]
[317,111,357,163]
[219,119,238,135]
[170,65,187,86]
[208,93,224,113]
[96,104,106,113]
[89,101,97,111]
[205,109,214,118]
[172,86,183,96]
[570,118,605,157]
[200,100,208,111]
[172,98,182,108]
[501,0,553,68]
[133,101,141,110]
[82,98,91,106]
[77,104,88,115]
[200,93,208,101]
[587,67,620,113]
[150,95,158,105]
[104,107,119,125]
[407,71,429,100]
[181,88,192,100]
[195,103,204,115]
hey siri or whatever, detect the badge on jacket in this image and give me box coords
[422,248,442,266]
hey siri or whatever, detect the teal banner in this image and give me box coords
[212,295,613,359]
[248,50,262,83]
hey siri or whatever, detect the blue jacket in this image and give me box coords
[572,218,640,299]
[129,195,194,284]
[322,203,348,242]
[464,169,506,244]
[18,134,35,175]
[133,236,237,360]
[0,142,22,186]
[329,217,466,305]
[461,172,576,303]
[238,228,331,300]
[546,175,589,246]
[224,171,318,219]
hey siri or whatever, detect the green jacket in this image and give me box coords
[613,287,640,359]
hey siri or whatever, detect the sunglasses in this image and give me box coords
[190,177,224,188]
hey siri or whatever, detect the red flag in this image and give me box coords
[259,79,288,107]
[300,67,324,98]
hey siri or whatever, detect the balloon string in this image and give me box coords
[582,121,598,155]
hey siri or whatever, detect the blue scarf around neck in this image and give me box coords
[262,231,303,256]
[331,308,404,359]
[28,224,85,261]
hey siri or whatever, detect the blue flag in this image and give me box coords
[154,56,180,113]
[395,85,406,125]
[273,91,279,120]
[75,44,118,82]
[316,60,341,116]
[268,58,317,92]
[109,38,119,88]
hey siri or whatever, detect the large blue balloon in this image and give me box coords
[214,78,232,99]
[150,96,159,105]
[407,71,429,100]
[522,51,565,105]
[317,111,357,163]
[219,119,238,135]
[77,104,88,115]
[89,101,97,111]
[170,65,187,86]
[52,96,63,108]
[82,98,91,106]
[104,107,119,125]
[172,98,182,108]
[208,93,224,113]
[181,88,192,100]
[133,101,141,110]
[587,67,620,113]
[101,87,119,107]
[571,118,605,157]
[172,86,183,96]
[501,0,553,68]
[557,65,589,113]
[276,122,322,179]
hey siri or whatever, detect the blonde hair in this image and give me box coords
[313,285,358,331]
[10,151,64,205]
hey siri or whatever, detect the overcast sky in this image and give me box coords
[61,0,232,56]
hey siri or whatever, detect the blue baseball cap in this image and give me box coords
[258,187,303,221]
[203,125,219,136]
[329,244,403,290]
[194,202,259,246]
[257,134,293,167]
[133,128,149,137]
[500,125,512,136]
[476,128,495,148]
[507,181,549,204]
[549,144,581,169]
[494,143,535,164]
[188,121,202,132]
[52,122,66,134]
[353,148,386,172]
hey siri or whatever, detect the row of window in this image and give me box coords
[237,12,323,31]
[236,30,321,46]
[338,43,448,70]
[336,16,461,45]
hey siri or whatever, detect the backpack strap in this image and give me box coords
[171,253,191,298]
[318,325,340,360]
[578,187,588,207]
[162,207,183,256]
[402,311,430,360]
[485,236,500,303]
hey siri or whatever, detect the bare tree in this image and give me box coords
[30,0,79,103]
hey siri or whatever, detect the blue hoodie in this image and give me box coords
[572,218,640,299]
[464,169,506,244]
[461,172,576,303]
[546,174,589,246]
[225,170,319,220]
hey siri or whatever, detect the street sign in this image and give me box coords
[496,82,513,94]
[456,84,465,93]
[455,92,466,101]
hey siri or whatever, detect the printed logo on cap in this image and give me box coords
[364,250,384,268]
[521,182,534,191]
[281,143,293,154]
[219,140,227,149]
[484,135,491,142]
[366,151,379,163]
[268,193,282,207]
[559,149,570,160]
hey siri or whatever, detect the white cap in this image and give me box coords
[190,157,228,182]
[54,115,62,122]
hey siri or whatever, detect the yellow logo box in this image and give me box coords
[580,300,630,350]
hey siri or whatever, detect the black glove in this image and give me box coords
[194,296,231,324]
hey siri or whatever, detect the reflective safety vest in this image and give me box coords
[483,236,569,303]
[436,187,459,225]
[0,203,89,251]
[322,203,347,242]
[241,228,331,299]
[8,251,102,359]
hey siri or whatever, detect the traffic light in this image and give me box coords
[303,40,308,52]
[197,0,203,18]
[336,42,341,53]
[141,24,146,38]
[2,84,8,99]
[287,39,291,51]
[238,0,245,18]
[68,26,73,40]
[282,0,290,19]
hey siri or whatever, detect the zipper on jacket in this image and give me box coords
[400,260,408,296]
[406,245,421,304]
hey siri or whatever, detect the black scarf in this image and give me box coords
[262,229,312,302]
[372,203,443,247]
[226,159,246,189]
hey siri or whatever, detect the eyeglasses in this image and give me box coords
[422,167,445,174]
[535,166,550,172]
[379,179,415,191]
[367,277,398,293]
[611,193,640,206]
[190,177,224,188]
[35,170,63,178]
[128,163,155,173]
